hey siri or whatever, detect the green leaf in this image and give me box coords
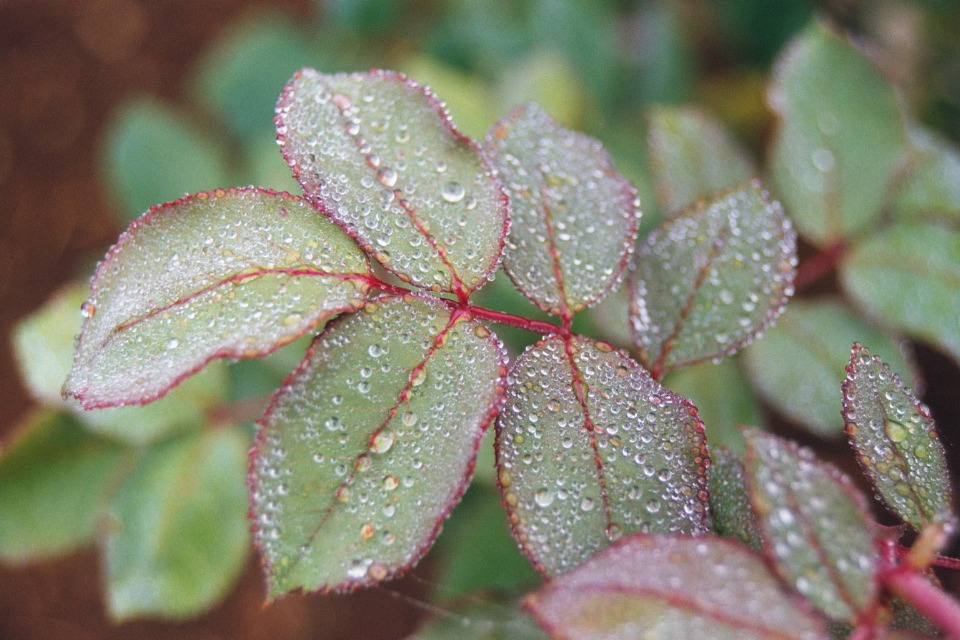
[768,21,906,246]
[647,105,756,213]
[277,69,508,299]
[103,100,232,223]
[894,126,960,227]
[64,188,371,409]
[250,295,507,596]
[496,335,709,577]
[104,426,250,621]
[841,222,960,364]
[842,344,952,530]
[525,533,828,640]
[663,357,763,454]
[628,182,796,376]
[15,282,227,446]
[0,411,131,562]
[410,599,549,640]
[708,448,762,550]
[742,299,915,438]
[484,103,639,318]
[743,429,880,622]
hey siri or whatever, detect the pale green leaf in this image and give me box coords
[277,69,508,298]
[410,599,549,640]
[65,188,371,409]
[250,295,507,596]
[497,335,709,577]
[894,126,960,227]
[708,448,762,550]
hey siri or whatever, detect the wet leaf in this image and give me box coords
[894,126,960,227]
[496,335,709,577]
[64,188,371,409]
[0,411,131,562]
[277,69,508,299]
[743,299,915,438]
[768,21,906,246]
[525,533,828,640]
[842,344,952,530]
[484,103,639,318]
[743,429,880,622]
[708,448,762,550]
[410,598,549,640]
[841,222,960,364]
[250,295,507,596]
[647,105,756,213]
[105,426,250,621]
[628,181,796,376]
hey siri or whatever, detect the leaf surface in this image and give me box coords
[768,21,906,246]
[250,295,506,596]
[525,533,828,640]
[628,182,795,376]
[708,448,762,550]
[647,105,756,213]
[496,335,709,577]
[277,68,508,299]
[841,222,960,363]
[743,299,915,437]
[484,103,638,318]
[743,430,880,622]
[64,188,370,409]
[410,599,549,640]
[894,126,960,227]
[842,344,952,530]
[105,426,250,621]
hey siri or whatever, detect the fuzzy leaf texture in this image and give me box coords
[894,126,960,227]
[250,295,506,596]
[276,68,508,299]
[483,103,638,318]
[628,181,795,376]
[496,335,709,577]
[842,344,953,530]
[64,188,371,409]
[525,533,828,640]
[768,21,906,246]
[743,429,880,622]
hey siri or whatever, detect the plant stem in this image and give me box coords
[465,304,567,337]
[883,566,960,638]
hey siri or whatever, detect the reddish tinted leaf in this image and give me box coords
[65,188,371,409]
[496,335,709,577]
[526,533,828,640]
[277,68,508,299]
[842,344,952,530]
[250,295,507,596]
[484,103,639,318]
[743,429,880,622]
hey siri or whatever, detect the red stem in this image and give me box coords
[882,566,960,638]
[793,240,846,292]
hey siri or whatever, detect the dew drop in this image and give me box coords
[371,430,395,454]
[80,301,96,318]
[440,181,466,203]
[534,489,555,508]
[377,167,398,188]
[165,337,180,350]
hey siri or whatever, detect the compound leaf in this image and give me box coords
[768,21,906,246]
[525,533,828,640]
[250,295,506,596]
[496,335,709,577]
[484,103,638,318]
[743,429,880,622]
[894,126,960,227]
[842,344,952,530]
[64,188,371,409]
[841,222,960,364]
[277,68,508,299]
[628,181,795,377]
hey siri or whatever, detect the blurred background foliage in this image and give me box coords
[2,0,960,638]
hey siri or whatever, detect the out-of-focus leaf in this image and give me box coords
[103,100,232,222]
[768,21,906,246]
[629,182,796,377]
[708,448,762,550]
[525,533,828,640]
[663,357,762,454]
[409,599,549,640]
[400,55,498,140]
[841,222,960,364]
[277,69,508,298]
[250,295,507,596]
[64,188,371,409]
[0,411,131,562]
[743,429,880,622]
[647,105,755,213]
[15,282,227,446]
[894,126,960,227]
[842,344,952,530]
[244,136,302,193]
[484,103,639,319]
[496,335,709,577]
[495,51,589,130]
[743,299,915,438]
[104,426,249,621]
